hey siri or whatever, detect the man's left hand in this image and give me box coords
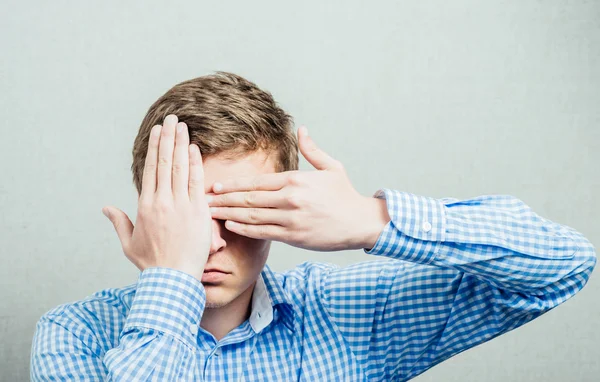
[207,126,390,251]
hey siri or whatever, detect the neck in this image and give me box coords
[200,281,255,341]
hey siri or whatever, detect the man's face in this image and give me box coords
[202,149,277,308]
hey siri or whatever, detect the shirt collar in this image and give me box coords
[249,263,296,333]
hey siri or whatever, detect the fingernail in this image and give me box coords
[214,183,223,192]
[102,208,110,218]
[210,207,218,214]
[205,195,213,203]
[177,123,183,133]
[165,114,177,125]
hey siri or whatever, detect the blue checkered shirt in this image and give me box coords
[31,189,597,381]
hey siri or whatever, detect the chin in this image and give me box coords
[205,300,230,309]
[204,285,237,309]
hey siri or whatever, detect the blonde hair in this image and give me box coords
[131,72,298,194]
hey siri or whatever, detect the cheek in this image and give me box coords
[236,239,270,268]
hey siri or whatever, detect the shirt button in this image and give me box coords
[256,312,262,319]
[214,348,222,356]
[189,324,198,335]
[422,222,432,232]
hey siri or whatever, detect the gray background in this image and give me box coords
[1,0,598,381]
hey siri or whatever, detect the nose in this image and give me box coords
[209,218,227,255]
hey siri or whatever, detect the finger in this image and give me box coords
[224,220,286,241]
[172,122,190,198]
[188,144,206,203]
[140,125,162,202]
[212,172,290,194]
[102,206,134,252]
[298,126,342,171]
[157,114,178,195]
[210,207,289,226]
[208,190,288,209]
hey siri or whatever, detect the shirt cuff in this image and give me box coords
[123,267,206,348]
[364,188,447,264]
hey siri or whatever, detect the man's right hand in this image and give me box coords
[102,114,212,282]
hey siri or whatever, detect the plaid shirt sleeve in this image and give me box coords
[31,267,206,381]
[320,189,597,381]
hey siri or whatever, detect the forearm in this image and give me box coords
[363,189,597,295]
[103,268,204,380]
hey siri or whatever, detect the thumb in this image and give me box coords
[102,206,133,249]
[298,126,342,171]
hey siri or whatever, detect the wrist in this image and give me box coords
[358,195,391,250]
[149,263,205,282]
[125,267,206,347]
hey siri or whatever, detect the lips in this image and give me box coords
[203,268,230,274]
[201,268,231,283]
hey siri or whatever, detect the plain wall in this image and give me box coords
[1,1,598,380]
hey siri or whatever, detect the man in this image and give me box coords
[31,72,597,381]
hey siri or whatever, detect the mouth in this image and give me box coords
[201,269,231,283]
[203,268,230,274]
